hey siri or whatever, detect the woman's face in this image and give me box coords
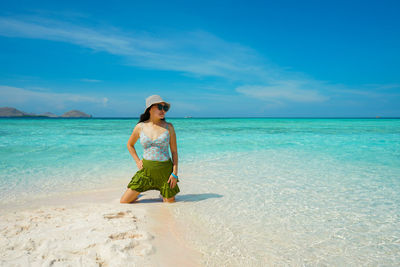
[149,102,168,120]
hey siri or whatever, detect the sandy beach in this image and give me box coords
[0,186,203,267]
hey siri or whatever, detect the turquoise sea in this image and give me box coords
[1,118,400,265]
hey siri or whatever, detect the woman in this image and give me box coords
[120,95,180,203]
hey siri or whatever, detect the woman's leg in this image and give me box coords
[162,196,175,203]
[120,188,141,203]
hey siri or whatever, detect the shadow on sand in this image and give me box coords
[135,193,223,204]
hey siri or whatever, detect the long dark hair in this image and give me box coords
[138,105,166,124]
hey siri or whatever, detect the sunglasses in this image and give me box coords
[156,103,169,112]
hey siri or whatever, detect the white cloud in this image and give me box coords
[236,80,329,104]
[363,83,400,90]
[0,15,265,81]
[0,85,108,108]
[80,78,102,83]
[1,14,396,109]
[0,14,328,105]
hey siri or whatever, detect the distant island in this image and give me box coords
[0,107,92,118]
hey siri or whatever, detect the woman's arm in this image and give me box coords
[168,123,178,177]
[127,123,143,169]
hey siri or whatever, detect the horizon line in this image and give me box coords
[2,116,400,119]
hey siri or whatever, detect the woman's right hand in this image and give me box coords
[136,159,143,170]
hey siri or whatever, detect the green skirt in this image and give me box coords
[127,158,180,198]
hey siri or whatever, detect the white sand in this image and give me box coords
[0,186,203,267]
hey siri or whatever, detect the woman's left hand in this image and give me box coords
[167,175,178,189]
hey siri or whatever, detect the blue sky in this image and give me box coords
[0,0,399,117]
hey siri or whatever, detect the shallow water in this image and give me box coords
[1,117,399,265]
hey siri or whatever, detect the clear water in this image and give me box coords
[1,118,399,265]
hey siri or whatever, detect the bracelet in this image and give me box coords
[171,173,178,179]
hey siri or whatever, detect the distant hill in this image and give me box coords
[60,110,92,118]
[0,107,92,118]
[0,107,26,117]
